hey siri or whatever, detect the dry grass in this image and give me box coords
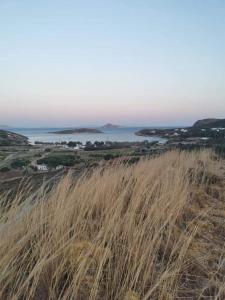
[1,150,225,299]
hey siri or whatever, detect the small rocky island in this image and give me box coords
[102,123,122,129]
[0,130,28,146]
[51,128,103,134]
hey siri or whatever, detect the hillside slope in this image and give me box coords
[0,151,225,299]
[0,129,28,146]
[193,118,225,128]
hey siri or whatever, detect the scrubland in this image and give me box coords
[0,150,225,299]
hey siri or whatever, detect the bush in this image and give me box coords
[11,159,30,169]
[215,144,225,158]
[0,166,10,172]
[37,154,81,168]
[68,142,77,147]
[0,130,8,138]
[103,153,115,160]
[127,157,140,165]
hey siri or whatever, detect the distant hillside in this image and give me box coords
[193,118,225,128]
[0,130,28,146]
[135,118,225,138]
[51,128,103,134]
[102,123,122,129]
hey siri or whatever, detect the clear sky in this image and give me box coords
[1,0,225,127]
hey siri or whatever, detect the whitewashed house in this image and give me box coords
[180,129,188,133]
[56,165,64,170]
[37,164,48,171]
[74,144,84,150]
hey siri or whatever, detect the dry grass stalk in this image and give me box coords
[0,150,225,299]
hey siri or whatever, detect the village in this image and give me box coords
[1,119,225,197]
[0,129,224,176]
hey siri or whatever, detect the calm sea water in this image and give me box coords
[11,127,167,144]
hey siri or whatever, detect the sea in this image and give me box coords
[10,127,167,145]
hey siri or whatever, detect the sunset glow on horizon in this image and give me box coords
[1,0,225,127]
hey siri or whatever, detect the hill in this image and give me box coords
[135,118,225,139]
[51,128,103,134]
[193,118,225,128]
[1,150,225,299]
[0,130,28,146]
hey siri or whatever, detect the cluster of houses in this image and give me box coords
[35,164,64,172]
[32,143,86,172]
[62,144,85,150]
[36,164,48,171]
[210,128,225,132]
[163,128,188,137]
[166,127,225,137]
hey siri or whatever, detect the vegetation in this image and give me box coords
[193,118,225,128]
[84,141,134,151]
[215,144,225,158]
[0,153,7,161]
[51,128,103,134]
[1,150,225,299]
[0,130,28,146]
[136,126,225,140]
[0,166,10,172]
[11,158,30,169]
[37,154,82,168]
[68,141,82,147]
[0,130,8,138]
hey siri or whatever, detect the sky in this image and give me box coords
[0,0,225,127]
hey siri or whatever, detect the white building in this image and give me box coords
[180,129,188,133]
[212,128,225,131]
[56,165,64,170]
[74,144,84,150]
[37,164,48,171]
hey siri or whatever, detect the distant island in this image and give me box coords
[0,129,28,146]
[51,128,103,134]
[101,123,123,129]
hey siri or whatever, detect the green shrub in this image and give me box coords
[0,166,10,172]
[37,154,81,168]
[103,154,115,160]
[127,157,140,165]
[11,159,30,169]
[0,130,8,138]
[215,145,225,158]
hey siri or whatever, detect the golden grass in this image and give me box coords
[0,150,225,299]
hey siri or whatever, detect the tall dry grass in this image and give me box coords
[0,150,225,299]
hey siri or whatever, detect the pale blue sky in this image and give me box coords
[0,0,225,127]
